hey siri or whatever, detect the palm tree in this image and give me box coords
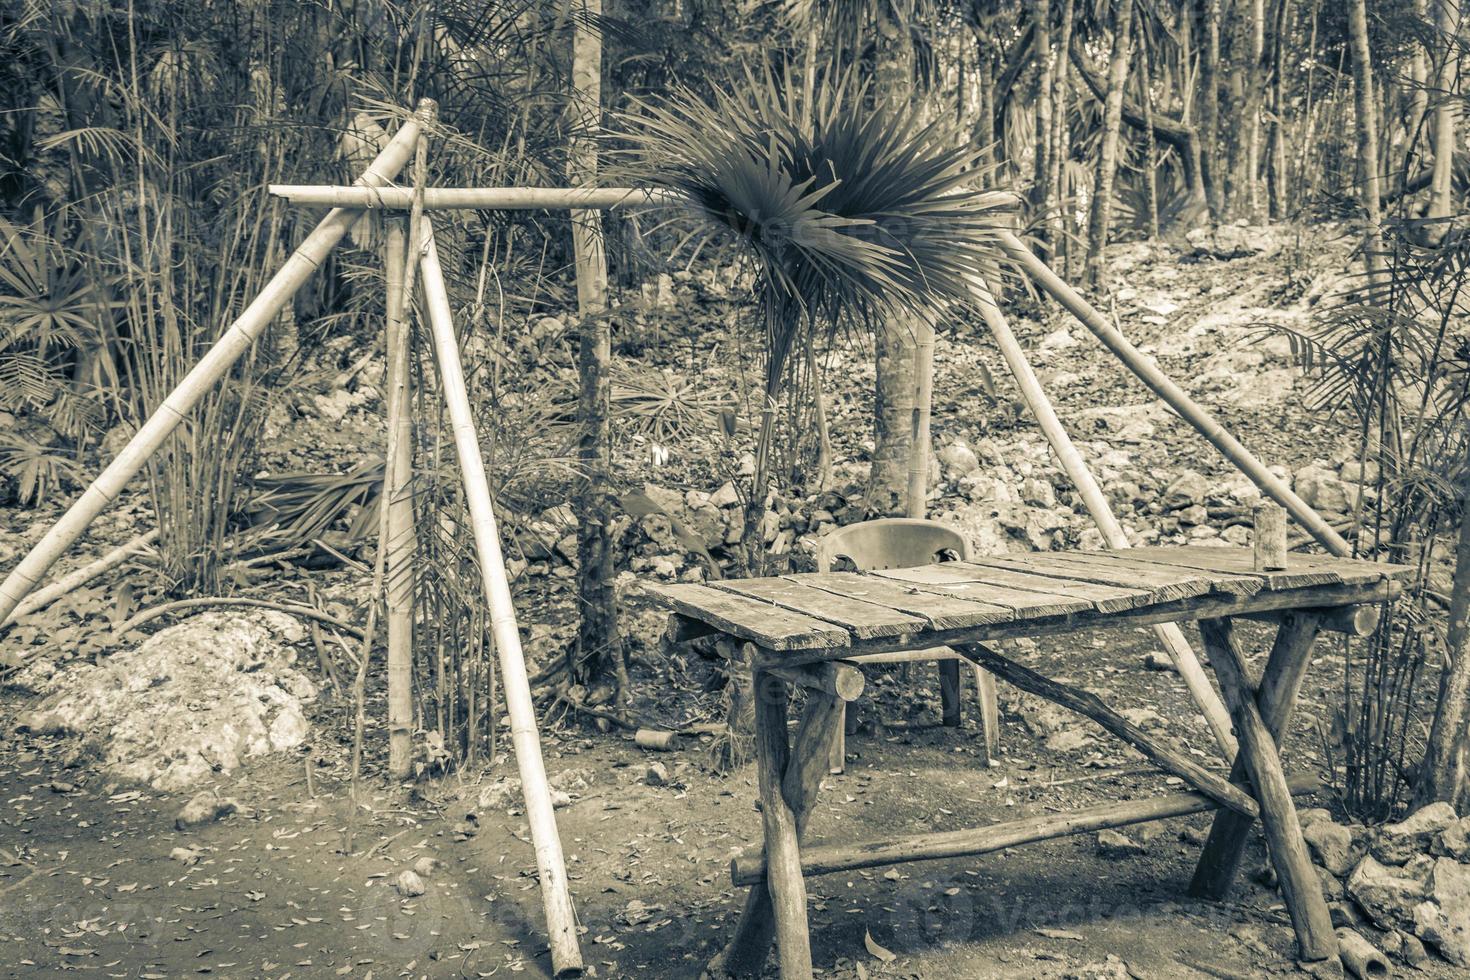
[618,62,1013,570]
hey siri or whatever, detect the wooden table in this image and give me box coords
[647,546,1412,978]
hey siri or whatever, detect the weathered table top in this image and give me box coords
[646,546,1412,661]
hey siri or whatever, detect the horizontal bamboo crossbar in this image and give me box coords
[269,185,1026,214]
[731,775,1319,886]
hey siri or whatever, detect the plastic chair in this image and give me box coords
[817,518,1001,773]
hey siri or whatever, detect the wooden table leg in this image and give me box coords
[1190,611,1323,899]
[710,673,840,977]
[1198,617,1336,962]
[939,659,962,727]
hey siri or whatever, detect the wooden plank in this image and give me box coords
[1037,550,1265,597]
[1113,546,1341,590]
[1116,545,1413,589]
[989,552,1215,602]
[713,577,926,640]
[790,572,1013,630]
[871,565,1091,619]
[942,560,1154,612]
[642,583,850,651]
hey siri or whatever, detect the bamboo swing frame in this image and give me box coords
[0,100,1356,980]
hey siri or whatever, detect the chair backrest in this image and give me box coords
[815,518,971,573]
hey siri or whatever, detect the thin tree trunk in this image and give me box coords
[1350,0,1387,281]
[1085,0,1134,287]
[1141,35,1161,237]
[1201,0,1224,219]
[1268,0,1292,218]
[1417,492,1470,811]
[1243,0,1268,221]
[1033,0,1055,248]
[1049,0,1076,261]
[1429,0,1460,234]
[1409,0,1432,154]
[568,0,626,698]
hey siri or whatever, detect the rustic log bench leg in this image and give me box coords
[709,672,840,978]
[1198,617,1335,962]
[1190,611,1323,899]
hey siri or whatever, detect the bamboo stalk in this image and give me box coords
[996,231,1352,557]
[268,185,1025,214]
[0,102,433,627]
[418,221,583,978]
[383,218,417,780]
[3,528,158,627]
[968,275,1239,760]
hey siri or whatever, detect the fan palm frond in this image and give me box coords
[615,61,1013,392]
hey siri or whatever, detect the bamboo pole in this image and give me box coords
[0,102,433,627]
[968,275,1239,759]
[383,218,416,780]
[270,185,673,210]
[268,185,1026,214]
[996,230,1352,557]
[3,528,157,627]
[418,221,583,977]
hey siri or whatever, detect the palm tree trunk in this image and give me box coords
[871,12,919,514]
[568,0,626,697]
[1084,0,1134,287]
[1349,0,1387,281]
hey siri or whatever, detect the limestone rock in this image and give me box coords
[1372,801,1459,865]
[1347,854,1432,930]
[937,441,980,480]
[175,790,239,830]
[1096,829,1146,858]
[1164,470,1210,509]
[1412,857,1470,966]
[1304,820,1356,876]
[395,869,426,898]
[1437,816,1470,861]
[1294,464,1355,515]
[19,611,314,791]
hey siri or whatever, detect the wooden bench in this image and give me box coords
[647,546,1413,978]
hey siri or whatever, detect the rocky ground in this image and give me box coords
[1,222,1465,978]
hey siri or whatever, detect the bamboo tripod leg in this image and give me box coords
[1198,618,1335,962]
[1190,612,1323,899]
[969,276,1238,760]
[419,223,583,977]
[713,680,839,977]
[0,102,433,627]
[383,218,417,780]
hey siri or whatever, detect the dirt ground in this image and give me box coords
[3,617,1455,980]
